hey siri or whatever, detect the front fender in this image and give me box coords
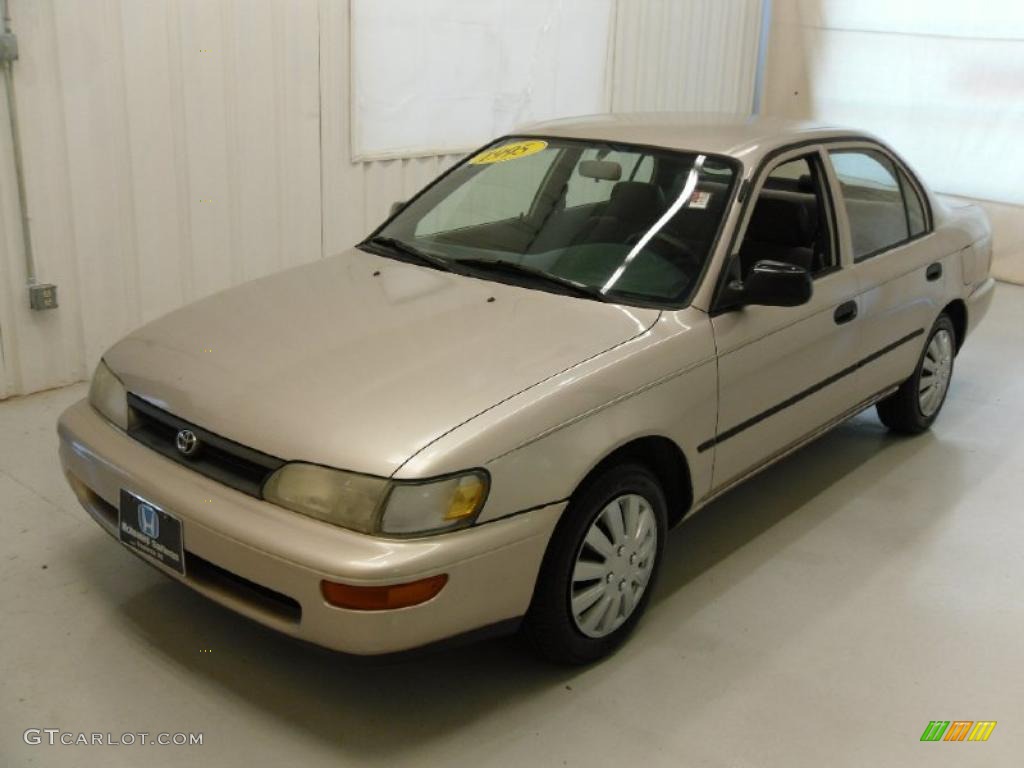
[395,309,719,522]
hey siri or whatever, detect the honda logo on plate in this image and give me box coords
[137,503,160,539]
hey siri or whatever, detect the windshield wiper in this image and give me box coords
[455,258,607,302]
[361,236,453,272]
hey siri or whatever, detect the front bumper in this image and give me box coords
[58,399,562,655]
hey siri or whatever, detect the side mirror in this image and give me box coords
[726,260,812,308]
[389,200,406,217]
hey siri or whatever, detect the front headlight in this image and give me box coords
[262,463,389,534]
[261,464,488,537]
[88,360,129,429]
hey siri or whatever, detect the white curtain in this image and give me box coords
[794,0,1024,205]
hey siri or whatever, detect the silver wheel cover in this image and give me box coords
[919,328,953,417]
[570,493,658,639]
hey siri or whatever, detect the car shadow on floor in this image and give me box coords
[69,412,965,761]
[653,412,951,605]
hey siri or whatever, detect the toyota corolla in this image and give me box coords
[58,114,994,664]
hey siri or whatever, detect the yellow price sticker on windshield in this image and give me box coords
[469,140,548,165]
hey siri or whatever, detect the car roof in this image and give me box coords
[516,112,875,166]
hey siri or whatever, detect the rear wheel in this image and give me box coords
[523,463,667,665]
[876,314,956,434]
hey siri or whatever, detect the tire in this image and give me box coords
[523,462,667,665]
[876,314,956,434]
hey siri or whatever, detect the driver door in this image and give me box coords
[706,147,862,490]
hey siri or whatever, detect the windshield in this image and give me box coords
[367,137,737,306]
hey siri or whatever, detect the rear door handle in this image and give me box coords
[926,263,943,281]
[833,300,858,325]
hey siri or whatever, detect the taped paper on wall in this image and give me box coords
[351,0,613,159]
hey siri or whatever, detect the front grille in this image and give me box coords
[127,393,285,497]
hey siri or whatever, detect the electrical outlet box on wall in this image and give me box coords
[28,284,58,311]
[0,32,18,62]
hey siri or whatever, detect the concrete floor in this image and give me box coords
[2,285,1023,768]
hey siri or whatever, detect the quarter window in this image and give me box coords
[899,170,927,237]
[829,150,910,259]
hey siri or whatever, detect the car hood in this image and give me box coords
[105,248,660,477]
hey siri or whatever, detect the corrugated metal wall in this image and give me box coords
[0,0,762,398]
[611,0,763,113]
[0,0,323,397]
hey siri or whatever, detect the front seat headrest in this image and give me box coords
[746,196,813,247]
[605,181,665,223]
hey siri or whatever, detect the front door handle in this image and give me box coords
[926,262,943,281]
[833,300,858,325]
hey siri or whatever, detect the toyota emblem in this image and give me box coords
[175,429,200,457]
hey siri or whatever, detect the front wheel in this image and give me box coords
[523,463,667,665]
[876,314,956,434]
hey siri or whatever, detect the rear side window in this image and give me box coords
[829,150,909,260]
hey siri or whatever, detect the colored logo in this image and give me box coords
[175,429,199,457]
[137,503,160,539]
[921,721,996,742]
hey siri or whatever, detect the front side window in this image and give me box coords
[370,137,737,306]
[737,153,835,279]
[829,149,911,259]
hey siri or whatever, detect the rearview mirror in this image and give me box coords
[578,159,622,181]
[727,260,812,308]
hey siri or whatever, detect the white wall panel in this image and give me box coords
[611,0,763,114]
[0,0,763,397]
[0,0,88,396]
[0,0,321,397]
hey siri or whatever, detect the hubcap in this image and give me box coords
[918,329,953,417]
[570,493,658,639]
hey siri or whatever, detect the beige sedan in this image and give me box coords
[59,115,995,664]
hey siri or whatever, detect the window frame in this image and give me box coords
[825,143,934,264]
[757,150,841,279]
[715,146,841,289]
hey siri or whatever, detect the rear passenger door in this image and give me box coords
[824,146,945,401]
[708,148,862,490]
